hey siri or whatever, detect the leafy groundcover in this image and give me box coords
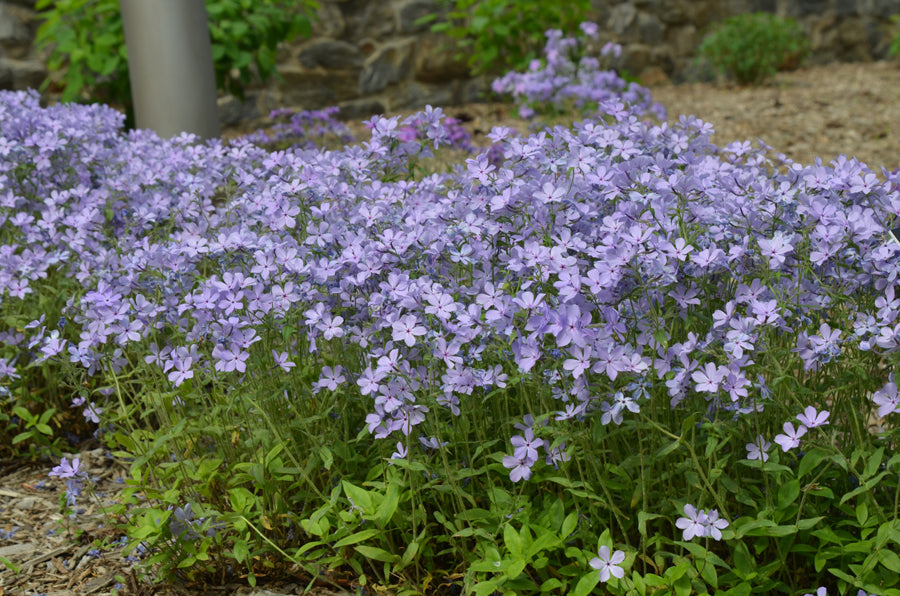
[3,23,900,596]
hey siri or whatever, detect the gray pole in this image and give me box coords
[119,0,220,140]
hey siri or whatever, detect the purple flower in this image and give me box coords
[746,435,771,462]
[675,504,708,541]
[872,379,900,417]
[502,454,534,482]
[391,314,427,347]
[510,428,544,462]
[702,510,729,540]
[49,457,85,479]
[588,545,625,582]
[774,422,807,452]
[797,406,830,428]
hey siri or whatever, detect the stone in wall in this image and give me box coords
[395,0,438,34]
[414,34,470,83]
[359,38,414,95]
[310,1,346,38]
[0,2,35,59]
[337,97,386,120]
[298,39,364,69]
[279,67,360,107]
[343,0,397,41]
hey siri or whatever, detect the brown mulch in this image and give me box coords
[3,59,899,596]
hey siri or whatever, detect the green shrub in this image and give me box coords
[35,0,317,108]
[697,12,809,85]
[418,0,592,76]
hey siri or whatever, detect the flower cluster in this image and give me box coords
[49,456,89,507]
[491,23,665,122]
[675,504,729,541]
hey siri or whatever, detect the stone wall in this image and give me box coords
[2,0,900,127]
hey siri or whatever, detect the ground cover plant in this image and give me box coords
[3,24,900,596]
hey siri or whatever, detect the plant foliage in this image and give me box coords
[34,0,317,108]
[697,12,809,85]
[418,0,592,76]
[5,23,900,596]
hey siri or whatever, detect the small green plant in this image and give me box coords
[418,0,591,76]
[35,0,317,109]
[889,15,900,60]
[697,12,809,85]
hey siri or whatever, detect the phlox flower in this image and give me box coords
[676,504,728,541]
[797,406,830,428]
[579,21,599,38]
[510,428,544,462]
[563,345,592,378]
[692,362,726,393]
[774,422,807,452]
[675,504,708,540]
[872,379,900,417]
[271,350,295,372]
[588,545,625,582]
[758,232,794,269]
[392,314,427,347]
[746,435,771,462]
[49,457,88,507]
[502,454,534,482]
[314,365,345,392]
[702,509,729,540]
[82,402,102,424]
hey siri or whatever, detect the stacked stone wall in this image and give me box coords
[2,0,899,126]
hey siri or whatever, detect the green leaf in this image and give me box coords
[561,512,578,539]
[777,479,801,509]
[503,524,523,558]
[879,548,900,573]
[638,511,663,537]
[354,545,400,563]
[864,447,884,479]
[733,541,756,580]
[798,447,829,478]
[573,570,600,596]
[840,472,889,504]
[342,480,374,514]
[332,528,380,548]
[233,538,249,563]
[375,481,399,527]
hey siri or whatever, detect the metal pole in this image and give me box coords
[119,0,221,139]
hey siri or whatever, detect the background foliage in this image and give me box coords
[697,12,809,85]
[34,0,317,110]
[418,0,592,76]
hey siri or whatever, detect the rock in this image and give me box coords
[311,2,346,38]
[359,39,414,94]
[608,3,637,35]
[387,81,455,111]
[279,67,359,108]
[833,0,860,16]
[395,0,438,34]
[345,1,395,40]
[218,94,260,127]
[414,34,470,83]
[637,13,663,44]
[657,0,690,25]
[622,44,651,77]
[0,57,45,90]
[667,24,698,57]
[337,98,386,120]
[298,39,364,69]
[0,3,34,58]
